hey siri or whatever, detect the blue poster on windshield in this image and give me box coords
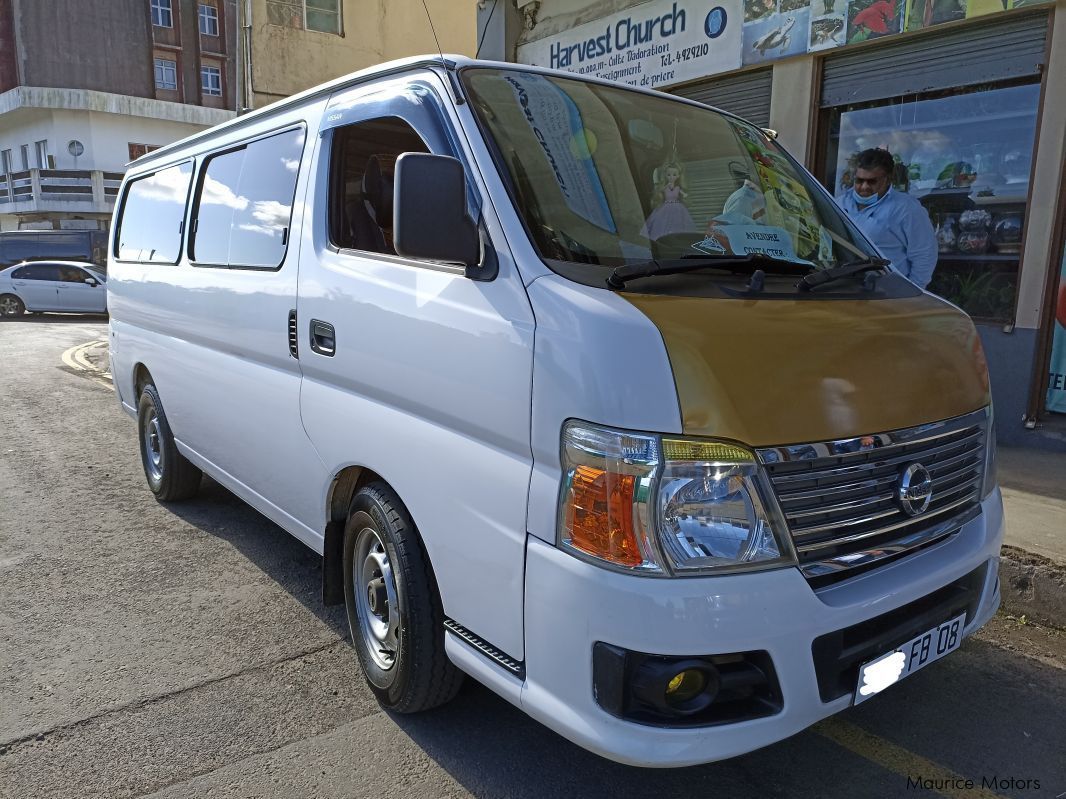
[504,74,617,233]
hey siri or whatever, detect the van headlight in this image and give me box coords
[558,421,795,576]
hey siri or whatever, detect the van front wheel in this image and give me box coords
[137,383,202,501]
[343,483,463,713]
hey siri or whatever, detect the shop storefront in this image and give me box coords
[497,0,1066,448]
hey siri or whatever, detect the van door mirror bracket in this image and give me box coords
[393,153,480,270]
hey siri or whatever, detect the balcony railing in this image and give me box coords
[0,169,124,210]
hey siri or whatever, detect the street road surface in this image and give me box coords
[2,318,1064,799]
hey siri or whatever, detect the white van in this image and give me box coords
[108,56,1002,767]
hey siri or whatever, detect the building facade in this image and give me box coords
[240,0,477,109]
[0,0,237,234]
[478,0,1066,449]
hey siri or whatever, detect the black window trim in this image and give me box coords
[323,110,496,281]
[112,157,196,265]
[187,120,308,272]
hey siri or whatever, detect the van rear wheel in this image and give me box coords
[343,483,463,713]
[137,383,202,501]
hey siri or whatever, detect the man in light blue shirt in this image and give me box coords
[839,148,938,289]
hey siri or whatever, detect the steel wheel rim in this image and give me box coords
[143,410,164,482]
[353,525,400,671]
[0,297,18,315]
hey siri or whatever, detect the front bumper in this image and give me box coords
[519,489,1003,767]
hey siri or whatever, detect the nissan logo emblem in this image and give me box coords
[898,463,933,516]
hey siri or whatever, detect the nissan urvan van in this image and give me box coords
[107,56,1002,767]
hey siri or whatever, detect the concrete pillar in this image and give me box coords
[768,56,816,163]
[476,0,524,61]
[91,170,106,209]
[1014,0,1066,331]
[28,168,41,203]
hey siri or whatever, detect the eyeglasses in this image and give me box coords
[853,174,888,187]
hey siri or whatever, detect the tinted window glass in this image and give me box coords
[328,117,430,254]
[117,162,193,263]
[42,233,90,260]
[21,263,60,281]
[192,127,305,268]
[2,235,41,265]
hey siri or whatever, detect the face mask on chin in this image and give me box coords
[854,189,879,206]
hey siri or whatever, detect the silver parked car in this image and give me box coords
[0,260,107,316]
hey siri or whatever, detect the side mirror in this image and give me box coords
[393,153,480,268]
[85,278,98,286]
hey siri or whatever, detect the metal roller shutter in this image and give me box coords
[821,12,1048,108]
[671,68,774,127]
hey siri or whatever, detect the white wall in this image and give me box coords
[0,108,206,173]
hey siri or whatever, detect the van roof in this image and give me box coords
[130,55,739,171]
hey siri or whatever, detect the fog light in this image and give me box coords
[665,668,706,705]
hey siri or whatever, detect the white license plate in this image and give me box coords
[854,613,966,705]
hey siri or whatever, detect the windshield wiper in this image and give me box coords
[798,257,890,292]
[606,253,806,290]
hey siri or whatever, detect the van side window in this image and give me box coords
[328,117,430,255]
[191,127,306,269]
[115,162,193,263]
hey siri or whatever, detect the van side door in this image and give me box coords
[297,74,536,661]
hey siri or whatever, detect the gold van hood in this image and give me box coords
[624,293,990,447]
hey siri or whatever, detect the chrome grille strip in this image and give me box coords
[786,491,896,520]
[799,505,981,579]
[794,493,978,554]
[778,474,898,504]
[757,409,988,584]
[789,507,900,539]
[765,430,982,486]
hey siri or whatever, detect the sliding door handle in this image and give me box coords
[310,320,336,356]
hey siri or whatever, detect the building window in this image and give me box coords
[201,66,223,97]
[34,140,49,169]
[265,0,341,34]
[1,149,11,174]
[198,3,219,36]
[822,82,1041,324]
[128,143,161,161]
[154,57,178,90]
[20,144,29,170]
[151,0,173,28]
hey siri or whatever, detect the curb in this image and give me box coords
[999,545,1066,629]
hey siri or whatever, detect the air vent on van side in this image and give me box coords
[288,310,298,359]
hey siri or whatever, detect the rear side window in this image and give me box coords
[18,263,61,281]
[191,126,305,269]
[116,162,193,263]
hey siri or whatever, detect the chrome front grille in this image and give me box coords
[756,409,988,584]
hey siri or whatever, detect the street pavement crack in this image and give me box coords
[0,638,346,751]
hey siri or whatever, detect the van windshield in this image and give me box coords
[463,68,877,273]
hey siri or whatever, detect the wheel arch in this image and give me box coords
[322,464,379,606]
[133,362,153,398]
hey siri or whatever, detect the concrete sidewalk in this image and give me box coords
[998,447,1066,626]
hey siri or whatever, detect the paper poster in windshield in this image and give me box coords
[504,74,617,233]
[727,122,822,260]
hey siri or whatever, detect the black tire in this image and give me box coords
[137,383,202,501]
[0,294,25,317]
[343,482,463,713]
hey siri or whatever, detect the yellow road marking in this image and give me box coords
[60,340,112,390]
[815,717,1007,799]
